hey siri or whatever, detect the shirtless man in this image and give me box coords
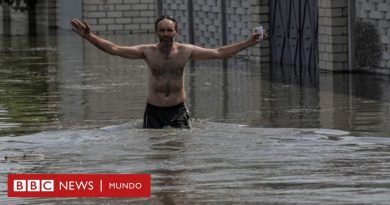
[70,15,266,129]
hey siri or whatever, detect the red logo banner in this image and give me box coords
[8,174,151,198]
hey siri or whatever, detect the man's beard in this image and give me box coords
[159,36,174,43]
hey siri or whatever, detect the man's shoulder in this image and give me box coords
[138,44,158,54]
[176,43,196,50]
[177,42,193,47]
[140,43,157,49]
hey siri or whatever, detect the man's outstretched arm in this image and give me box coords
[190,32,265,60]
[70,19,145,59]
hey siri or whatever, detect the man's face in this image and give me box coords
[156,19,177,43]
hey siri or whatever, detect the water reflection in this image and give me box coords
[0,32,390,137]
[319,72,390,136]
[0,35,58,136]
[270,63,319,88]
[254,64,321,128]
[146,130,194,204]
[55,31,152,129]
[2,124,390,204]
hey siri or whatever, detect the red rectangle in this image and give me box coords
[8,174,151,197]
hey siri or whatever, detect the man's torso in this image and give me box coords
[142,43,192,107]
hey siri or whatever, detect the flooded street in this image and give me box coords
[1,32,390,204]
[2,123,390,204]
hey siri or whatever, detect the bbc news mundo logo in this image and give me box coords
[14,179,54,192]
[8,174,151,197]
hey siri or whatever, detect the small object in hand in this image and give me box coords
[253,26,264,40]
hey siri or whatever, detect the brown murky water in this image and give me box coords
[1,32,390,204]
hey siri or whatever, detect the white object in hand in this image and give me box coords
[253,26,264,40]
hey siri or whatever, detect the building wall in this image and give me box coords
[192,0,223,48]
[318,0,389,72]
[0,0,57,35]
[318,0,349,71]
[36,0,57,28]
[256,0,270,62]
[4,0,388,72]
[159,0,265,59]
[82,0,157,34]
[0,4,28,35]
[57,0,82,30]
[160,0,189,43]
[356,0,390,73]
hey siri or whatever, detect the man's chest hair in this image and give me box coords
[149,58,186,78]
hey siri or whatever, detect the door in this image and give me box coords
[270,0,318,86]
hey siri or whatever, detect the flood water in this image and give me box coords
[1,32,390,204]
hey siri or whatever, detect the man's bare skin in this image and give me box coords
[70,17,264,107]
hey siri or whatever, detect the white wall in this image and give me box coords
[57,0,82,30]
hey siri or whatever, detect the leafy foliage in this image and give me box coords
[355,20,382,67]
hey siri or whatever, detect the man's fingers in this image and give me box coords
[253,33,262,40]
[70,19,87,30]
[263,30,269,39]
[71,19,82,26]
[70,19,77,27]
[84,20,90,31]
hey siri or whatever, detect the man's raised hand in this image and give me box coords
[71,19,91,38]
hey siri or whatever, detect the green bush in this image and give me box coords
[355,20,382,67]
